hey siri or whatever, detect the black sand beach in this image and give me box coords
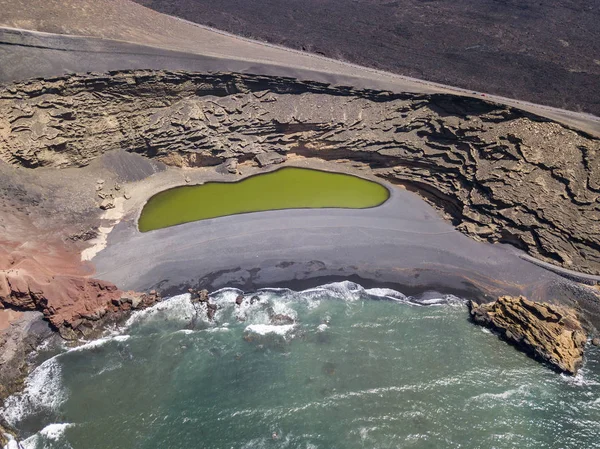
[92,165,600,327]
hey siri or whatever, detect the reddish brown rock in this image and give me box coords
[0,236,159,339]
[469,296,588,375]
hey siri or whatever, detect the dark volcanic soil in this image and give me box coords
[133,0,600,115]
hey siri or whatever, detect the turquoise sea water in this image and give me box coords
[2,282,599,449]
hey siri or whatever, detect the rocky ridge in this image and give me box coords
[469,296,588,374]
[0,254,160,339]
[0,211,161,340]
[0,70,599,275]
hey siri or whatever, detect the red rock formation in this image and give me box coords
[0,231,158,339]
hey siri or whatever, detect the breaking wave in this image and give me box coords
[1,358,66,428]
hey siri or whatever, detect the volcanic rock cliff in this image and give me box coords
[0,237,160,339]
[1,70,599,276]
[469,296,588,374]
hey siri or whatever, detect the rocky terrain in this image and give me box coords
[134,0,600,115]
[1,70,599,277]
[469,296,588,374]
[0,178,161,342]
[0,311,51,404]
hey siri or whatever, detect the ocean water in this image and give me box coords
[2,281,599,449]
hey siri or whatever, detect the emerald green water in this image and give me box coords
[138,168,389,232]
[3,282,600,449]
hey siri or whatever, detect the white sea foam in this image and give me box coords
[211,287,245,305]
[560,368,600,387]
[1,332,133,429]
[269,281,467,307]
[301,281,364,302]
[207,327,230,333]
[2,435,17,449]
[3,423,74,449]
[365,287,408,301]
[67,334,130,353]
[240,437,269,449]
[1,357,66,427]
[414,294,466,307]
[39,423,73,441]
[2,434,32,449]
[420,298,447,305]
[95,360,123,377]
[468,385,530,404]
[245,324,295,336]
[125,293,194,327]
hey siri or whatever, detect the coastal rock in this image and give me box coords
[0,268,121,330]
[189,289,209,303]
[0,311,53,403]
[99,198,115,210]
[469,296,587,374]
[0,243,160,339]
[225,159,238,174]
[67,228,98,242]
[255,151,287,168]
[592,337,600,347]
[235,294,244,306]
[271,314,295,325]
[207,303,218,321]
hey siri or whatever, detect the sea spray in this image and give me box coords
[1,358,66,428]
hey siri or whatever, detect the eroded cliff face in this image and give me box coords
[1,70,599,275]
[0,236,160,340]
[469,296,588,375]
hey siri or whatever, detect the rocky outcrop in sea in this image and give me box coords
[469,296,588,374]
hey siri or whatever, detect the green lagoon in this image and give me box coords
[138,167,389,232]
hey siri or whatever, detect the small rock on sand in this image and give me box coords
[255,151,286,167]
[99,198,115,210]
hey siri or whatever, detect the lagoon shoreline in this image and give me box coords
[2,158,600,444]
[93,160,600,328]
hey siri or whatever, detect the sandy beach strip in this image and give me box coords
[91,164,600,328]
